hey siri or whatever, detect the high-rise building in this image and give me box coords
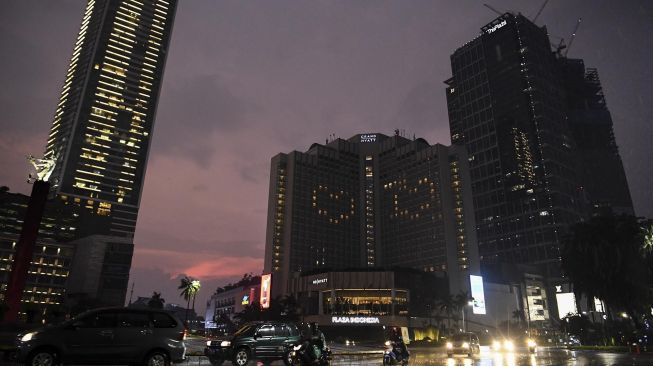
[559,59,634,217]
[44,0,177,239]
[445,13,585,276]
[264,133,479,296]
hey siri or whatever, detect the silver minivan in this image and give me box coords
[16,307,186,366]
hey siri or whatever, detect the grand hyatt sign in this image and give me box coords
[331,316,380,324]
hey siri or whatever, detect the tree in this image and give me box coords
[148,291,165,309]
[436,295,455,333]
[562,215,653,329]
[178,276,201,325]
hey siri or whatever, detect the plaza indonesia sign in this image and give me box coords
[485,20,507,34]
[331,316,380,324]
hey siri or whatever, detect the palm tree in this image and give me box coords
[562,215,653,329]
[148,291,165,309]
[178,276,201,325]
[436,295,455,333]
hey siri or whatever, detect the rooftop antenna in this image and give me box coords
[128,281,135,305]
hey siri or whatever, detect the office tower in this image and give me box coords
[445,13,584,276]
[559,59,634,216]
[0,188,77,320]
[264,132,479,296]
[44,0,177,238]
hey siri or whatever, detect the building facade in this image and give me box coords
[0,188,78,320]
[559,59,634,217]
[44,0,177,239]
[445,13,586,276]
[205,281,261,335]
[264,133,479,297]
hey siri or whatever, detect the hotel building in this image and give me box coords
[264,133,480,300]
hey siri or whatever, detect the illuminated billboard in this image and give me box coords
[469,275,486,315]
[556,292,577,319]
[260,274,272,309]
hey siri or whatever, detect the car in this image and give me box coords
[205,321,301,366]
[15,307,186,366]
[446,332,481,357]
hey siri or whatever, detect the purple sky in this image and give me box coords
[1,1,652,310]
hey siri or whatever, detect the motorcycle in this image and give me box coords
[383,340,409,365]
[287,341,332,366]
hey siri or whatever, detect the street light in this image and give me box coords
[462,299,474,332]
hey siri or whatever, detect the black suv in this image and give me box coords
[15,307,186,366]
[205,321,301,366]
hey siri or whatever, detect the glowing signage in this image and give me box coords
[260,274,272,309]
[360,134,377,143]
[485,20,507,34]
[556,292,577,319]
[331,316,380,324]
[470,275,486,315]
[594,298,604,313]
[312,278,328,285]
[241,295,250,306]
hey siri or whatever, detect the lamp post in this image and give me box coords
[462,299,474,332]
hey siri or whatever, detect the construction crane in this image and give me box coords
[564,17,582,57]
[484,3,505,16]
[531,0,549,23]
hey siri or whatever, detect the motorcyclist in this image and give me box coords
[297,323,322,365]
[388,327,409,362]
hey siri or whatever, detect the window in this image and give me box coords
[118,312,151,327]
[275,325,290,337]
[76,311,117,328]
[151,312,177,328]
[258,325,274,337]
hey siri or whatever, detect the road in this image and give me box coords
[182,347,653,366]
[5,347,653,365]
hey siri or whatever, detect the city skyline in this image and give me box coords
[1,1,652,308]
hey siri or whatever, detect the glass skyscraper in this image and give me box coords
[445,13,632,277]
[44,0,177,239]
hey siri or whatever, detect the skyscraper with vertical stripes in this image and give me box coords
[44,0,177,239]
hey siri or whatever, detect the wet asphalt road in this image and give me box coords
[5,347,653,365]
[184,347,653,366]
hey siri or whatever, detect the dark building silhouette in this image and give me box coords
[44,0,177,239]
[445,13,632,276]
[559,59,634,216]
[445,13,585,276]
[264,133,479,296]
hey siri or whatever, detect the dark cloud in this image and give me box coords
[1,0,653,308]
[152,74,259,165]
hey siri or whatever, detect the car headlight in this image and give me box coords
[293,344,303,351]
[527,339,537,347]
[385,340,391,346]
[504,340,514,351]
[206,340,212,347]
[446,342,453,349]
[462,342,469,348]
[492,340,502,350]
[220,340,231,347]
[21,332,37,342]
